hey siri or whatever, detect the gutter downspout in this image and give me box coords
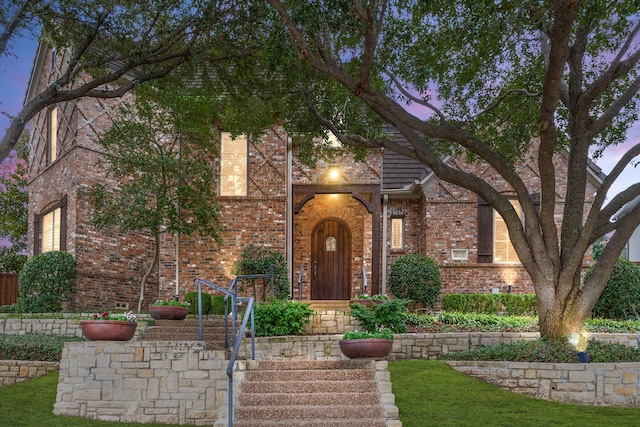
[286,135,293,297]
[382,194,389,295]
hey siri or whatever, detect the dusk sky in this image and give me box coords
[0,33,637,203]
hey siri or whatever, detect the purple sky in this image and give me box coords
[0,33,637,203]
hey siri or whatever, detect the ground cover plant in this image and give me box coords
[389,360,640,427]
[0,333,85,362]
[437,338,640,363]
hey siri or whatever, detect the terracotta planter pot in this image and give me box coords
[80,320,137,341]
[338,338,393,360]
[148,305,189,320]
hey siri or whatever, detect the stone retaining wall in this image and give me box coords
[240,332,640,362]
[0,314,150,338]
[53,341,231,425]
[446,360,640,406]
[0,360,59,387]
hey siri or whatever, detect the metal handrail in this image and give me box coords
[194,278,234,343]
[194,276,257,427]
[226,297,255,427]
[362,264,368,295]
[297,265,304,301]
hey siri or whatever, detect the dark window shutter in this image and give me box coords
[477,198,493,263]
[60,195,68,251]
[34,214,41,255]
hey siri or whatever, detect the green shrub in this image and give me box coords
[253,298,313,336]
[18,251,77,313]
[349,298,409,334]
[185,291,212,315]
[589,258,640,320]
[387,254,441,307]
[212,295,232,315]
[0,304,18,313]
[0,333,85,362]
[233,244,290,300]
[442,293,537,315]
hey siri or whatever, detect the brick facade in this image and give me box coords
[26,46,599,310]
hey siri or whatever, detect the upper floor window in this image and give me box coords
[51,49,57,72]
[391,217,404,250]
[219,132,247,197]
[48,106,58,164]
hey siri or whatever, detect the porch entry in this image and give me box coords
[311,218,351,300]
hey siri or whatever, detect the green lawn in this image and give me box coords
[389,360,640,427]
[5,362,640,426]
[0,372,181,427]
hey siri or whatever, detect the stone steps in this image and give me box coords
[138,317,234,350]
[233,360,392,427]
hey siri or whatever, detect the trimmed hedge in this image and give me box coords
[589,258,640,320]
[442,293,537,316]
[388,254,441,307]
[185,291,212,315]
[18,251,77,313]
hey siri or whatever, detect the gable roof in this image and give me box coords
[381,126,430,194]
[380,126,606,196]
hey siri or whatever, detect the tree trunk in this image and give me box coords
[536,278,592,341]
[138,232,160,314]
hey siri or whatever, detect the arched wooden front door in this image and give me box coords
[311,218,351,300]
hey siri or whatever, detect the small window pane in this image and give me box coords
[391,217,404,249]
[49,107,58,163]
[326,236,337,252]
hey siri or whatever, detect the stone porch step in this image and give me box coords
[138,317,234,350]
[233,359,391,427]
[307,300,352,311]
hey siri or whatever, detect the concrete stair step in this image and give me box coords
[234,404,382,421]
[249,359,374,371]
[244,368,374,382]
[239,392,379,407]
[240,379,377,394]
[232,419,387,427]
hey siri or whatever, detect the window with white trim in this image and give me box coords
[219,132,247,196]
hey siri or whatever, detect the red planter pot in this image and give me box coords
[148,305,189,320]
[80,320,137,341]
[338,338,393,360]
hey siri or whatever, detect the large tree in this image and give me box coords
[83,81,222,313]
[0,0,252,163]
[263,0,640,340]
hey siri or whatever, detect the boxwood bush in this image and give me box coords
[18,251,77,313]
[185,291,212,315]
[388,254,441,307]
[588,258,640,320]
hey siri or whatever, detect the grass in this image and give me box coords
[389,360,640,427]
[0,372,181,427]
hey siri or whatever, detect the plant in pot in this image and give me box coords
[340,297,409,359]
[80,311,138,341]
[148,299,190,320]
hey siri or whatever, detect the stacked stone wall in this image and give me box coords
[0,360,59,387]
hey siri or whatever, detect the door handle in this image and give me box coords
[313,261,317,279]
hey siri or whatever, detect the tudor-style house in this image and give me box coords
[25,43,605,310]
